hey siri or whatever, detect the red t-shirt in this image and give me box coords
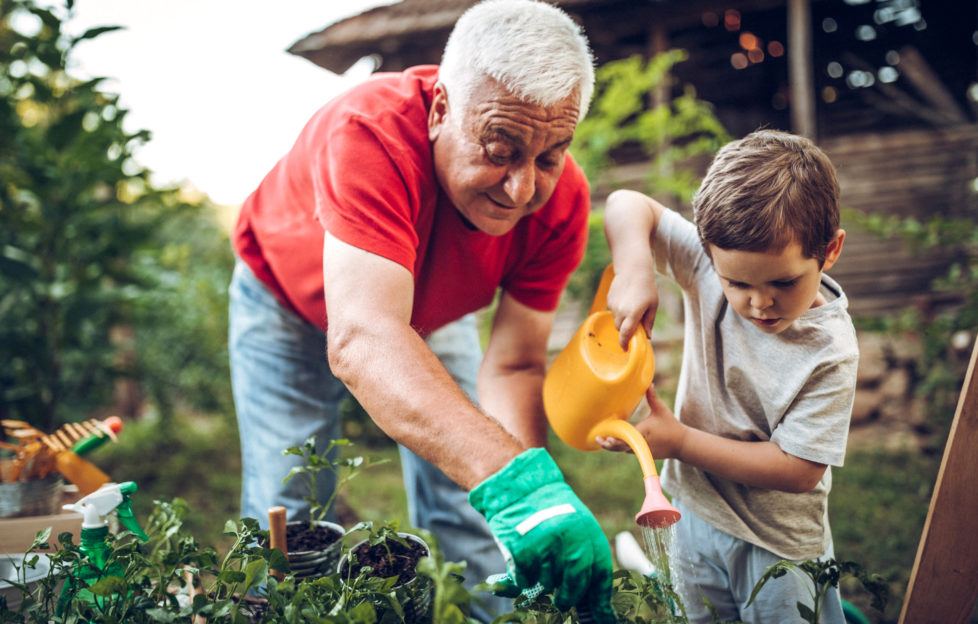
[232,65,589,336]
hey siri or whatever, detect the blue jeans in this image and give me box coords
[671,500,845,624]
[228,260,509,621]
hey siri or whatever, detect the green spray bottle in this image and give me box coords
[56,481,148,616]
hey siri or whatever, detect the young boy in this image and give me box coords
[600,130,857,623]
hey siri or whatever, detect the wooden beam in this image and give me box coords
[787,0,816,138]
[899,338,978,623]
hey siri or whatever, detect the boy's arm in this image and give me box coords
[603,190,669,349]
[601,386,828,493]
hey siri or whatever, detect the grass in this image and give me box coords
[830,446,941,622]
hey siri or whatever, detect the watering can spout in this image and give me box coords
[636,475,681,529]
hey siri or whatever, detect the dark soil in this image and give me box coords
[286,521,342,552]
[259,521,342,552]
[340,537,428,586]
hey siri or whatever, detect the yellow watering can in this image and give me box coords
[543,265,681,529]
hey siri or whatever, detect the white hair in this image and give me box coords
[438,0,595,122]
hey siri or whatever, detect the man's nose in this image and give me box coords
[503,161,536,207]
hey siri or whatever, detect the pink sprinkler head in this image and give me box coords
[635,475,681,529]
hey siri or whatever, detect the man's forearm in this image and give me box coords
[478,366,549,448]
[329,318,524,490]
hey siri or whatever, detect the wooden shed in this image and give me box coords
[288,0,978,318]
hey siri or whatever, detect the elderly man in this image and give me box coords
[228,0,614,620]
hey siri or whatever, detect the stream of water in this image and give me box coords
[639,523,686,616]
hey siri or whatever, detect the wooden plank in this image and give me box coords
[899,338,978,623]
[788,0,816,139]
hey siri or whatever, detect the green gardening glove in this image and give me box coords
[469,448,616,623]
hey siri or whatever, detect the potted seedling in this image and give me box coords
[271,436,386,580]
[338,520,434,623]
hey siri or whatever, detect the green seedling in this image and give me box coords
[282,435,388,530]
[747,558,888,624]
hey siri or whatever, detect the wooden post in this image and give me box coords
[787,0,816,139]
[268,506,289,581]
[899,338,978,622]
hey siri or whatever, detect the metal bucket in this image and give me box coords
[0,474,64,518]
[287,520,345,580]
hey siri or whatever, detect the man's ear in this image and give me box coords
[821,228,846,271]
[428,83,449,141]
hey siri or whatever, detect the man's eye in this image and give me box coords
[537,154,560,170]
[485,143,514,164]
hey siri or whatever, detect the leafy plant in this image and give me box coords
[847,209,978,448]
[0,0,232,431]
[565,50,729,306]
[0,495,891,624]
[572,50,730,203]
[282,436,388,530]
[746,558,888,624]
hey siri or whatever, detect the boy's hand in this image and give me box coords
[597,384,686,460]
[606,267,659,350]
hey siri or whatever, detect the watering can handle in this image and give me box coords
[589,264,649,344]
[588,265,616,316]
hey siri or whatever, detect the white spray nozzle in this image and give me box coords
[63,483,125,529]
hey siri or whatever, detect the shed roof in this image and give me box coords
[286,0,778,75]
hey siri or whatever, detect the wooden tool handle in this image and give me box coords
[268,506,288,581]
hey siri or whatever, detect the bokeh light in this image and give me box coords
[739,31,760,50]
[878,66,899,83]
[724,9,741,31]
[856,25,878,41]
[846,70,876,89]
[701,12,719,28]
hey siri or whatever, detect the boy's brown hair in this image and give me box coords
[692,129,841,267]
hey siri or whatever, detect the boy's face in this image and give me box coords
[708,231,844,335]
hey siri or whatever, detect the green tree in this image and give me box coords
[0,0,232,430]
[567,50,730,301]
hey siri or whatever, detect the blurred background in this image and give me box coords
[2,1,976,622]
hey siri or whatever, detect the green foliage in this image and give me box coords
[0,483,888,623]
[0,0,233,431]
[829,447,936,620]
[747,558,887,624]
[572,51,730,204]
[128,202,235,420]
[848,210,978,446]
[1,0,154,429]
[283,436,389,530]
[564,51,728,311]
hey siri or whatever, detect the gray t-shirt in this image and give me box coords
[655,209,858,561]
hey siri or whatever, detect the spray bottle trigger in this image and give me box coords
[116,481,148,541]
[116,500,148,541]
